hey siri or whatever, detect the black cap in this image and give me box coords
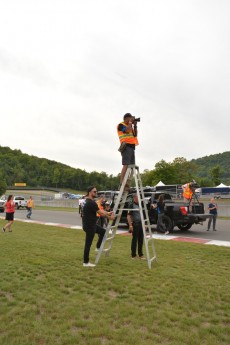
[124,113,132,120]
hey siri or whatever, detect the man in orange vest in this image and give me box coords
[117,113,139,188]
[182,181,195,212]
[96,194,106,227]
[26,196,35,219]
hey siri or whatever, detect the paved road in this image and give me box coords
[10,208,230,242]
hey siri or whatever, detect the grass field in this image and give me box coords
[0,222,229,345]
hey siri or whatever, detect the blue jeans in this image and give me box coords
[27,207,32,218]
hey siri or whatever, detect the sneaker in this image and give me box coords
[213,229,217,231]
[2,227,5,232]
[207,229,209,231]
[95,248,99,252]
[165,231,170,235]
[83,262,95,267]
[139,256,146,260]
[131,256,138,259]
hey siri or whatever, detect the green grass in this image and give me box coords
[0,222,229,345]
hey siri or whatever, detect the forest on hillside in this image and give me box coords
[191,152,230,181]
[0,146,120,192]
[0,146,229,194]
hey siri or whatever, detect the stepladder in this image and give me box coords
[95,165,157,269]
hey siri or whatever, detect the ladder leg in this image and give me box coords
[133,166,157,269]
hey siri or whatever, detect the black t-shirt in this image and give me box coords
[157,201,165,214]
[82,198,99,229]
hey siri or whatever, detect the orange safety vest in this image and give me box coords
[27,199,34,208]
[96,200,104,217]
[117,122,139,145]
[183,183,193,199]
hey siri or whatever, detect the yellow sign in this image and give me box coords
[14,183,27,187]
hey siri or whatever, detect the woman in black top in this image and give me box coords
[153,194,169,235]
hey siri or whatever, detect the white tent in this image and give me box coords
[216,183,227,188]
[156,181,165,186]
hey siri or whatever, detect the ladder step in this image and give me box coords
[105,235,115,242]
[110,225,118,230]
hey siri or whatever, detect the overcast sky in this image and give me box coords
[0,0,229,176]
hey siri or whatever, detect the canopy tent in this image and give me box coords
[216,183,227,188]
[155,181,165,186]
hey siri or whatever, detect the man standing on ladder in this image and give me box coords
[117,113,139,187]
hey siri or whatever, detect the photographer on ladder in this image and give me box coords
[117,113,139,188]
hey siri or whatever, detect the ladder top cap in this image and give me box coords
[128,165,139,169]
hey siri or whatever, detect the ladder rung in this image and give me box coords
[147,237,155,242]
[110,225,118,230]
[105,235,115,242]
[117,208,140,211]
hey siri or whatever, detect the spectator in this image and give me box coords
[207,198,218,231]
[127,194,145,259]
[78,196,85,217]
[96,194,106,228]
[2,195,15,233]
[82,186,115,267]
[152,194,169,235]
[104,201,112,228]
[26,196,35,219]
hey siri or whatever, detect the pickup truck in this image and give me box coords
[147,192,211,232]
[119,191,211,232]
[13,196,28,210]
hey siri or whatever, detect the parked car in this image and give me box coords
[0,199,5,213]
[13,196,27,209]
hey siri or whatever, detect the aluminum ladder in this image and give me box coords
[95,164,157,269]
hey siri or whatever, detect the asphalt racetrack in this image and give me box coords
[6,208,230,244]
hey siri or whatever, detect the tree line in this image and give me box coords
[0,146,229,195]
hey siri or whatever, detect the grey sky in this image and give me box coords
[0,0,229,175]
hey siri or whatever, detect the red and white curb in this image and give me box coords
[1,217,230,248]
[118,231,230,247]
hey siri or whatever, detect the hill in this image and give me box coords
[191,151,230,184]
[0,146,229,191]
[0,146,119,192]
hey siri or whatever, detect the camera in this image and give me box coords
[132,116,141,123]
[189,181,199,191]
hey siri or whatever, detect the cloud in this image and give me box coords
[0,0,229,175]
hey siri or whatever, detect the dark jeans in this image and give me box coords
[208,214,217,230]
[131,221,143,257]
[83,224,106,263]
[157,213,166,232]
[97,216,105,228]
